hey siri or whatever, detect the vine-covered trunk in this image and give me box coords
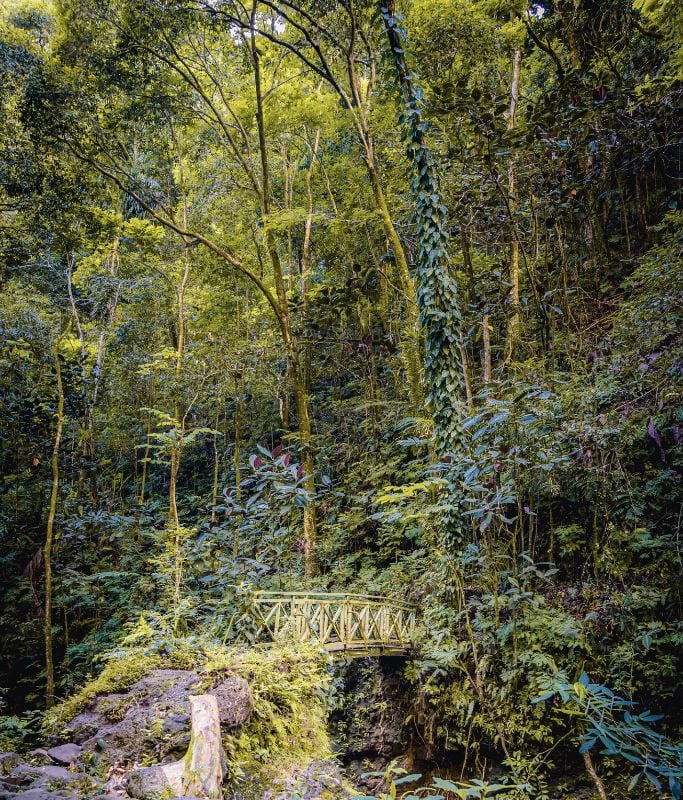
[379,0,469,548]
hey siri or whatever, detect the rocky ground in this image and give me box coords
[0,664,369,800]
[0,668,253,800]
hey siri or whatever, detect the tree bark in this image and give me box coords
[582,751,608,800]
[366,154,424,411]
[182,695,226,797]
[250,17,318,575]
[504,46,523,365]
[482,314,492,385]
[137,695,226,798]
[210,409,220,527]
[44,337,65,708]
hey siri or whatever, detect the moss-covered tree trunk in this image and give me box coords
[251,19,318,576]
[44,336,65,708]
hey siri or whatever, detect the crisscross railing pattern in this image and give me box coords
[254,592,416,656]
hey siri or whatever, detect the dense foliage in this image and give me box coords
[1,0,681,796]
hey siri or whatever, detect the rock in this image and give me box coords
[125,767,170,800]
[161,714,188,737]
[13,791,57,800]
[62,668,252,769]
[13,791,80,800]
[63,713,98,746]
[72,670,202,767]
[331,659,406,759]
[9,766,72,787]
[261,760,351,800]
[210,677,251,728]
[159,740,189,764]
[159,713,191,760]
[46,747,82,767]
[0,755,20,777]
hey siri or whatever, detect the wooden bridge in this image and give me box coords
[253,592,417,657]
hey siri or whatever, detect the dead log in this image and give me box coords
[182,694,227,797]
[127,694,226,799]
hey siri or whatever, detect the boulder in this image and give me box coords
[161,714,189,737]
[210,677,251,728]
[125,767,170,800]
[0,755,20,777]
[71,670,202,767]
[14,791,85,800]
[62,714,98,746]
[13,791,59,800]
[8,766,72,787]
[261,760,351,800]
[63,669,252,768]
[6,764,98,798]
[45,747,81,767]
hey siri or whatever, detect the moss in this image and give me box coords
[206,641,333,791]
[44,632,334,794]
[44,651,162,733]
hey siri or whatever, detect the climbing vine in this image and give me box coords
[379,1,469,547]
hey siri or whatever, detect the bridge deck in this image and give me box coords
[253,592,416,657]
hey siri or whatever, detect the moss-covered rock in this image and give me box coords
[42,641,333,797]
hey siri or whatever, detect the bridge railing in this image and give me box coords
[253,591,417,653]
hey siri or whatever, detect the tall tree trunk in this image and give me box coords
[138,382,155,504]
[482,314,492,386]
[233,380,243,559]
[169,239,191,620]
[504,46,523,364]
[87,238,121,499]
[365,151,424,411]
[251,16,318,575]
[44,337,65,708]
[210,409,220,527]
[301,127,320,394]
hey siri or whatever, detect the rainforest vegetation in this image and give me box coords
[0,0,682,798]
